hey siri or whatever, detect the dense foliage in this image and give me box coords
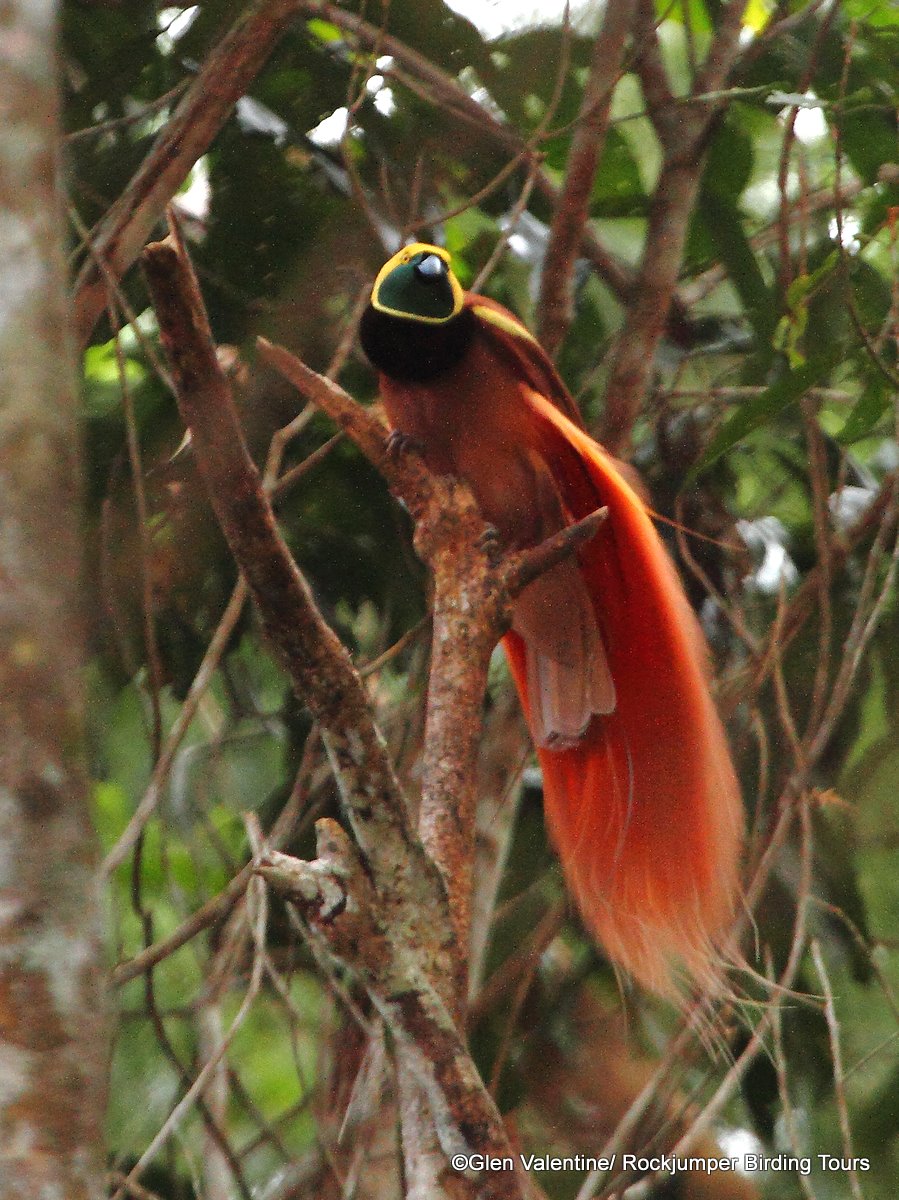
[66,1,899,1198]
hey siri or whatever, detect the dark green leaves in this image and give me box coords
[690,349,842,480]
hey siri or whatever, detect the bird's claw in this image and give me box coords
[478,524,502,563]
[385,429,423,459]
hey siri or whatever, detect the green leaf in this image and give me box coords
[306,18,344,44]
[698,190,774,341]
[655,0,713,34]
[835,379,891,443]
[843,0,899,26]
[481,28,593,133]
[784,250,839,311]
[773,252,841,366]
[703,110,755,200]
[689,350,841,480]
[589,126,647,218]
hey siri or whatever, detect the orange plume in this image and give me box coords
[503,390,742,995]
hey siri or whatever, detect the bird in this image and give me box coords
[359,242,742,996]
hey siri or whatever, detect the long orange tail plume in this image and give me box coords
[504,390,743,996]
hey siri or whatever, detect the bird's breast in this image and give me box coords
[380,340,559,547]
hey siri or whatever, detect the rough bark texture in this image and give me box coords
[0,3,108,1197]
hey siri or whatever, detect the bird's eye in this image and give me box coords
[414,254,446,282]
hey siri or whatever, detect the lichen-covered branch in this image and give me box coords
[259,827,524,1200]
[0,3,107,1195]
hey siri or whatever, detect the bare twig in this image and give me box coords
[811,940,865,1200]
[771,985,818,1200]
[73,0,305,346]
[594,794,814,1200]
[112,740,316,986]
[112,850,269,1200]
[720,470,899,721]
[298,0,639,307]
[537,0,638,354]
[103,579,250,875]
[600,0,751,452]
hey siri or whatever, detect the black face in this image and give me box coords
[359,304,477,382]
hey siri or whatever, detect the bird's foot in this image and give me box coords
[478,524,503,564]
[385,429,423,459]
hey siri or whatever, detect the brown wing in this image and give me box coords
[465,293,586,429]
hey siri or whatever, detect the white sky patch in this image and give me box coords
[741,177,781,219]
[444,0,596,40]
[176,155,211,221]
[829,211,861,252]
[309,106,350,147]
[791,94,829,144]
[365,73,397,117]
[157,6,199,55]
[507,232,531,257]
[737,517,799,593]
[830,486,876,531]
[237,95,289,143]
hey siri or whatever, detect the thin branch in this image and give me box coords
[721,469,899,721]
[600,0,751,452]
[594,793,814,1200]
[811,940,865,1200]
[299,0,640,308]
[65,80,190,146]
[680,178,866,308]
[632,0,676,141]
[112,741,316,986]
[112,852,269,1200]
[771,987,819,1200]
[103,579,250,876]
[537,0,638,354]
[73,0,304,346]
[506,507,609,595]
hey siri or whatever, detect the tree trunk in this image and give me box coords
[0,3,108,1196]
